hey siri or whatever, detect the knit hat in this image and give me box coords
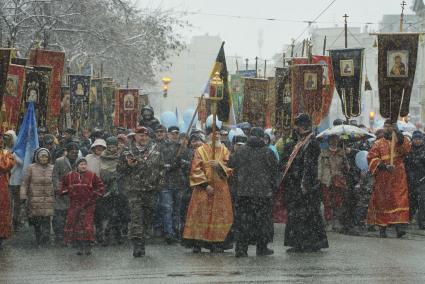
[66,142,79,151]
[34,148,51,164]
[75,157,88,167]
[295,113,312,128]
[412,130,424,140]
[250,127,265,138]
[106,136,118,145]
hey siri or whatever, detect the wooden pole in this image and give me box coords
[301,39,306,57]
[343,13,349,48]
[323,36,327,56]
[211,101,217,160]
[400,1,406,32]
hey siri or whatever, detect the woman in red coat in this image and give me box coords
[61,157,104,255]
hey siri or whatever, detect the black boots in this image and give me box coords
[132,239,145,257]
[76,241,84,255]
[76,241,92,256]
[256,244,274,256]
[395,225,406,238]
[379,227,387,238]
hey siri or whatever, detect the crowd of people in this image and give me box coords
[0,107,424,258]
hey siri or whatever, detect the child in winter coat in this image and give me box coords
[61,157,104,255]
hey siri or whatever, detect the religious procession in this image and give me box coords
[2,0,425,282]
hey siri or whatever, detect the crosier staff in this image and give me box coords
[207,72,224,160]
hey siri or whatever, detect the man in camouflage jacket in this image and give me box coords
[117,126,165,257]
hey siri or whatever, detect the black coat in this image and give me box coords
[228,137,278,198]
[157,139,183,189]
[405,144,425,187]
[283,134,328,250]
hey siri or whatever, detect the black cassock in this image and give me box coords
[283,135,328,250]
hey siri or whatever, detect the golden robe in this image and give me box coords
[183,143,233,242]
[367,137,411,226]
[0,150,16,239]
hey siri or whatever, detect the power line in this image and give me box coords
[294,0,338,42]
[182,9,386,26]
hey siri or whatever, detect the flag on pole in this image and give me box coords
[13,102,39,175]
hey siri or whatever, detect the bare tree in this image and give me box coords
[0,0,187,85]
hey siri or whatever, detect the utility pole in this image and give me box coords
[245,58,249,70]
[400,0,406,32]
[290,40,295,57]
[343,13,349,48]
[255,56,258,78]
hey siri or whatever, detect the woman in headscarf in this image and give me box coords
[20,148,55,246]
[61,157,104,255]
[0,132,16,249]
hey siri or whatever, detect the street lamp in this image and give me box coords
[162,76,171,97]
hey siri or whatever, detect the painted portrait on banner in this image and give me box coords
[26,81,39,103]
[5,75,18,97]
[387,50,408,78]
[124,92,135,111]
[340,59,354,77]
[304,73,317,90]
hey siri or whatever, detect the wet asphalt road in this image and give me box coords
[2,225,425,283]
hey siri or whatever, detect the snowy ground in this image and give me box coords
[2,225,425,283]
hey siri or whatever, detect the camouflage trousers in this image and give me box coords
[128,191,157,242]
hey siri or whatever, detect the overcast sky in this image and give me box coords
[137,0,415,59]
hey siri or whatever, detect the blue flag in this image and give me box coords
[13,102,39,174]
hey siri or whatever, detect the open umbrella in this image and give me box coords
[317,125,375,141]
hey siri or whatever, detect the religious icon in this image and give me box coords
[26,81,39,103]
[124,93,134,110]
[61,91,71,113]
[340,59,354,77]
[387,50,408,77]
[76,83,85,96]
[5,75,18,97]
[89,86,97,103]
[304,73,317,90]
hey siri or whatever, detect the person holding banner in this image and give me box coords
[0,132,16,249]
[367,120,411,238]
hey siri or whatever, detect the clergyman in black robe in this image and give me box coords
[282,113,329,252]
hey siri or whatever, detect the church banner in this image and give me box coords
[102,79,116,132]
[69,75,90,130]
[291,64,323,125]
[3,64,25,129]
[89,78,104,129]
[292,56,335,122]
[275,67,292,130]
[229,74,244,122]
[377,33,419,122]
[60,86,72,129]
[21,66,52,128]
[29,49,65,121]
[115,89,139,129]
[243,78,270,127]
[329,48,364,119]
[0,49,11,110]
